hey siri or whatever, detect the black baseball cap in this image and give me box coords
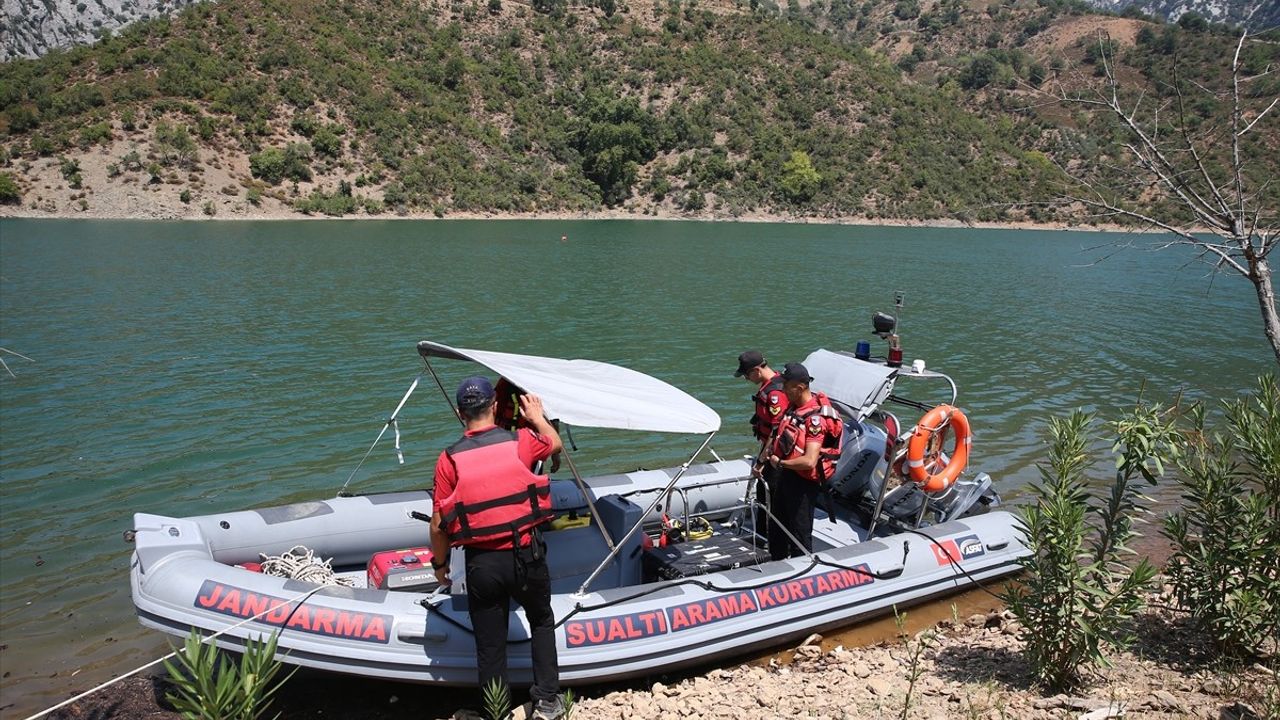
[734,350,766,377]
[456,375,495,409]
[781,362,814,384]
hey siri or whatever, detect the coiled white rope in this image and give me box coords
[258,545,355,588]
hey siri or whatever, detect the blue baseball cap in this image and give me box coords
[456,375,495,409]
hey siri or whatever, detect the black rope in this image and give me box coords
[886,394,932,412]
[421,540,921,641]
[419,525,1017,642]
[903,528,1010,602]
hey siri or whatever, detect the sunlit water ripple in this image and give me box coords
[0,218,1271,717]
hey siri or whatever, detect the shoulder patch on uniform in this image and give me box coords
[769,406,782,416]
[808,415,823,430]
[770,395,780,404]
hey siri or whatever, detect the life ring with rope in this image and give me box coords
[905,404,971,493]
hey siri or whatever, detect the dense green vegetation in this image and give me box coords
[0,0,1275,219]
[1006,378,1279,699]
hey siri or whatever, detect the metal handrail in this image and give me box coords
[560,444,615,551]
[574,432,717,597]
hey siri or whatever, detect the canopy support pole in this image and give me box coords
[574,431,717,597]
[337,374,422,497]
[423,357,464,427]
[559,443,616,551]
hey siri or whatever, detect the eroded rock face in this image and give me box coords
[1,0,204,60]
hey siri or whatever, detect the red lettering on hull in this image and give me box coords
[754,565,874,609]
[667,591,759,633]
[193,580,392,644]
[563,610,668,648]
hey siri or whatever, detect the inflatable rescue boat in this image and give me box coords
[129,333,1029,686]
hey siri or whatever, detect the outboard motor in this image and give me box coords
[827,418,889,507]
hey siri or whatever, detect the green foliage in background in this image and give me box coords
[0,0,1272,220]
[0,0,1073,220]
[1003,400,1178,691]
[779,150,821,203]
[1164,375,1280,662]
[0,172,20,204]
[249,143,312,185]
[162,628,295,720]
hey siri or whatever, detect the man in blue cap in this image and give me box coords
[430,375,565,720]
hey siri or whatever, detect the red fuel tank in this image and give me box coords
[367,547,436,591]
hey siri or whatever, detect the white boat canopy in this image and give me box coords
[417,341,721,435]
[803,348,898,421]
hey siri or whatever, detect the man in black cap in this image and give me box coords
[735,350,789,541]
[429,375,566,720]
[764,362,843,560]
[735,350,790,445]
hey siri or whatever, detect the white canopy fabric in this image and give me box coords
[803,348,898,420]
[417,341,721,434]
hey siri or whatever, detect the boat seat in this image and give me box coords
[542,494,643,594]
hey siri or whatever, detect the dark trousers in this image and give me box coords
[464,541,559,704]
[768,470,820,561]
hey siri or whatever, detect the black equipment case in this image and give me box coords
[642,530,769,581]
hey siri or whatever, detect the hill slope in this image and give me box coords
[0,0,1275,222]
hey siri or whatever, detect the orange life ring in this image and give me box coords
[905,405,971,493]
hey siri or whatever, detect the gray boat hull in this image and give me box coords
[130,459,1027,686]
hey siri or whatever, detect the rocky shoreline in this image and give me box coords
[43,592,1276,720]
[0,140,1145,233]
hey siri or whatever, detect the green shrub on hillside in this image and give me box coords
[0,172,20,204]
[571,93,659,205]
[154,121,198,168]
[780,150,821,204]
[311,126,343,158]
[249,143,312,185]
[295,184,358,216]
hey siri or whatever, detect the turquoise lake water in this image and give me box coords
[0,218,1272,716]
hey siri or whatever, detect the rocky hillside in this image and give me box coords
[1083,0,1280,26]
[0,0,1275,221]
[0,0,203,61]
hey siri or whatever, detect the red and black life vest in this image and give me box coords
[771,392,844,483]
[493,379,526,430]
[750,374,787,442]
[436,427,553,547]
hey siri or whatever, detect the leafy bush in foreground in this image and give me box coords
[163,628,294,720]
[1164,375,1280,661]
[1003,401,1178,691]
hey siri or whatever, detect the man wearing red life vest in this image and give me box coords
[736,350,789,540]
[765,362,843,560]
[430,375,565,720]
[494,376,561,473]
[735,350,790,443]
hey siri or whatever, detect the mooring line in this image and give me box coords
[23,585,327,720]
